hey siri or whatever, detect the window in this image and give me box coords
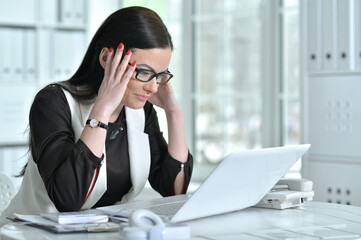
[279,0,302,177]
[121,0,302,180]
[279,0,301,146]
[192,0,302,179]
[192,0,272,179]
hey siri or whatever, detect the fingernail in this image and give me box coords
[132,61,136,67]
[109,48,113,53]
[126,49,131,55]
[118,42,123,49]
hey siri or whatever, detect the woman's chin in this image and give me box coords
[125,101,147,109]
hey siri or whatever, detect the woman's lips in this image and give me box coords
[135,94,148,101]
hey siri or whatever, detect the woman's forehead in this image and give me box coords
[131,48,172,70]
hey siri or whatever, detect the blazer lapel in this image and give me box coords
[122,107,150,202]
[61,89,107,209]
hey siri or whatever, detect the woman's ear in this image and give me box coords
[99,47,109,69]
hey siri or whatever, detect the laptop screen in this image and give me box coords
[171,144,311,222]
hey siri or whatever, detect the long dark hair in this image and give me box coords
[19,6,173,176]
[61,6,173,101]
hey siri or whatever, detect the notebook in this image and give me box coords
[40,211,109,224]
[97,144,311,223]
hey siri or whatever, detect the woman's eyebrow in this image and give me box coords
[137,63,169,73]
[137,63,155,71]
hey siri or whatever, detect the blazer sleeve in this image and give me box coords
[143,102,193,196]
[29,85,102,212]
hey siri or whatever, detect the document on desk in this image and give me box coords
[11,213,119,233]
[40,211,108,224]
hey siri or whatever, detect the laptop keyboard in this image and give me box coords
[146,200,186,217]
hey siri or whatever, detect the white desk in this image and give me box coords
[1,202,361,239]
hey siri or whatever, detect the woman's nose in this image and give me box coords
[144,77,158,93]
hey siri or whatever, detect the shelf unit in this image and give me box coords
[0,0,122,188]
[301,0,361,206]
[0,0,88,144]
[0,0,90,188]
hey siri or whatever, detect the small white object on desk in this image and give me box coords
[120,209,191,240]
[255,178,314,209]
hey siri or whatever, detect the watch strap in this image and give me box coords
[98,121,109,130]
[86,119,109,130]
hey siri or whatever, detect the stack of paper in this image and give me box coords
[12,211,119,233]
[40,211,108,224]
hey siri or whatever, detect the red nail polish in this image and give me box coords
[132,61,136,67]
[118,42,123,49]
[126,49,131,55]
[109,48,113,53]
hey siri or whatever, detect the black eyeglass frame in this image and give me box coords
[128,63,173,84]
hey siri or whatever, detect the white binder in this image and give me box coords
[337,0,355,71]
[13,29,24,82]
[38,29,52,85]
[60,0,75,25]
[24,29,36,83]
[42,0,57,25]
[307,0,322,72]
[69,32,86,76]
[322,0,337,71]
[1,28,13,82]
[0,29,4,81]
[73,0,85,25]
[53,31,67,81]
[356,0,361,70]
[52,31,86,81]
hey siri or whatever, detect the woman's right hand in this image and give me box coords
[93,43,136,120]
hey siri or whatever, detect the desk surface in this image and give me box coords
[1,202,361,240]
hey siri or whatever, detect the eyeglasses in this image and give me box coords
[128,63,173,84]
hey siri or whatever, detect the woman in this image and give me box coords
[0,6,193,225]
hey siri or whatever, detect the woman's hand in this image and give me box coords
[81,44,135,157]
[94,44,136,119]
[148,82,181,113]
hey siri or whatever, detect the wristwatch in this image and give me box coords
[86,119,109,130]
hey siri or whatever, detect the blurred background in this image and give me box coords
[1,0,361,206]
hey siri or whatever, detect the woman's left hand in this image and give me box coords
[148,82,181,113]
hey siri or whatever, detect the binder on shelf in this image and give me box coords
[307,0,322,72]
[0,29,4,81]
[322,0,337,71]
[60,0,76,25]
[53,31,67,81]
[52,30,86,82]
[0,28,13,82]
[38,29,53,85]
[13,29,25,82]
[73,0,85,25]
[24,29,36,82]
[69,32,86,77]
[42,0,57,25]
[336,0,355,71]
[356,0,361,70]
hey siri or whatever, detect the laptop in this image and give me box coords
[97,144,311,223]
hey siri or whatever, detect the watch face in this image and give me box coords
[90,119,99,127]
